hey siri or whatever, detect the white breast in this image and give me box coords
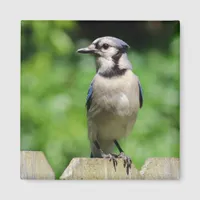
[91,70,140,116]
[87,70,140,141]
[115,92,130,116]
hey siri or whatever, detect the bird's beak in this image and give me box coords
[76,44,96,54]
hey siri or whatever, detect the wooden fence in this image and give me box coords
[20,151,180,180]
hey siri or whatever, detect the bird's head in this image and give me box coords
[77,36,129,58]
[77,36,132,76]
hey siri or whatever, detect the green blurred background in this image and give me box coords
[21,21,180,179]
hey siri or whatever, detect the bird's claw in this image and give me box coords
[100,151,132,174]
[118,152,132,175]
[101,153,118,171]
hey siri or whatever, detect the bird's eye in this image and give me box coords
[102,43,109,50]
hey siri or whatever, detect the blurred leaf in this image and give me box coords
[49,30,74,55]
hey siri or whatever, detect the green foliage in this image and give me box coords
[21,21,180,179]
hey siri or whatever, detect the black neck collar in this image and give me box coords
[99,51,127,78]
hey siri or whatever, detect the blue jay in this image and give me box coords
[77,36,143,174]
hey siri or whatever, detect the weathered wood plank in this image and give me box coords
[140,157,180,180]
[20,151,55,179]
[60,157,180,180]
[20,151,180,180]
[60,158,141,180]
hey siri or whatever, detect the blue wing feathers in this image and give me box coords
[86,82,93,110]
[138,81,143,108]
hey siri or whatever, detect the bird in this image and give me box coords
[77,36,143,174]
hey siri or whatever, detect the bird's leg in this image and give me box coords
[114,140,132,175]
[94,141,118,171]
